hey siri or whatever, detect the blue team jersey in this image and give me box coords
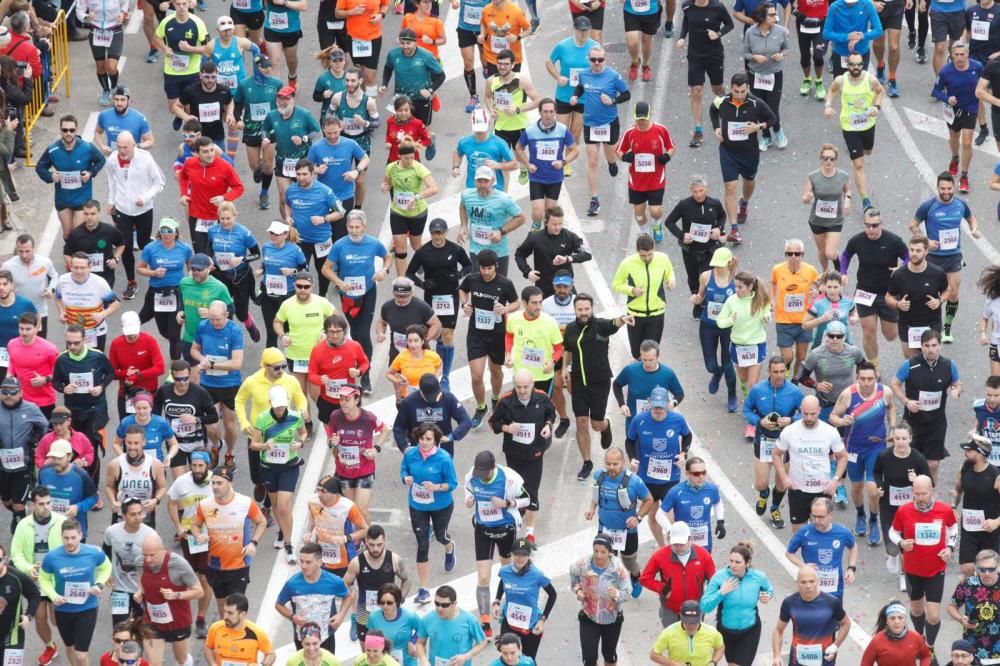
[41,544,108,612]
[97,108,151,145]
[624,0,660,16]
[778,592,846,663]
[518,121,574,185]
[592,470,650,533]
[115,414,176,461]
[701,271,736,325]
[38,464,98,537]
[0,296,35,345]
[613,362,685,430]
[843,383,889,452]
[661,481,722,551]
[264,2,302,32]
[548,37,601,103]
[192,320,244,389]
[461,189,522,258]
[418,609,486,663]
[207,223,258,272]
[211,38,248,90]
[465,467,521,528]
[286,181,341,244]
[328,235,389,296]
[456,134,513,189]
[577,68,629,127]
[626,411,690,487]
[140,241,193,288]
[974,398,1000,467]
[913,196,973,256]
[368,608,421,666]
[498,563,551,633]
[308,138,367,201]
[261,242,307,297]
[786,523,856,597]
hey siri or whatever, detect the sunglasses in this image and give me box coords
[174,376,190,382]
[848,62,863,67]
[785,252,803,257]
[0,389,19,396]
[113,638,129,644]
[159,227,177,234]
[863,223,881,229]
[827,334,844,339]
[434,601,452,608]
[270,363,287,371]
[979,566,998,573]
[201,74,217,79]
[688,470,706,477]
[378,599,396,605]
[820,156,837,161]
[295,283,312,289]
[589,57,604,63]
[60,127,76,133]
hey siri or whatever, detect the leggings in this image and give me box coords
[213,267,255,322]
[905,3,929,48]
[626,315,665,359]
[186,216,212,255]
[55,608,98,651]
[749,70,783,135]
[699,320,736,396]
[259,292,285,348]
[579,611,623,666]
[682,249,712,295]
[298,239,333,297]
[797,20,828,69]
[346,288,377,365]
[112,209,153,282]
[409,504,453,562]
[139,287,182,360]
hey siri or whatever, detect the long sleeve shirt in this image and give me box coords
[742,379,804,427]
[700,567,774,631]
[823,0,883,55]
[709,93,778,153]
[933,60,984,114]
[234,368,308,431]
[35,138,106,209]
[108,332,165,395]
[489,389,556,462]
[177,155,244,221]
[743,24,790,74]
[513,228,592,294]
[52,349,114,416]
[106,148,166,217]
[75,0,130,29]
[393,391,472,452]
[679,0,734,54]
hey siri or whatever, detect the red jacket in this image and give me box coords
[308,339,370,405]
[2,34,41,82]
[108,332,166,394]
[35,429,95,470]
[178,155,244,221]
[639,544,716,613]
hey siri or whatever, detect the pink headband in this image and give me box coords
[364,635,385,650]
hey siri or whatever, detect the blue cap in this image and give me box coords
[552,271,574,286]
[952,639,974,654]
[825,320,847,337]
[649,386,670,408]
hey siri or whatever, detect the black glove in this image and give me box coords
[621,151,635,163]
[657,153,671,164]
[715,519,726,540]
[424,278,437,292]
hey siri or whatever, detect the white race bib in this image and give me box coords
[63,581,90,604]
[758,437,776,463]
[690,223,711,243]
[589,124,611,142]
[606,529,627,551]
[432,294,455,316]
[490,34,509,53]
[815,199,839,219]
[784,293,805,313]
[474,307,497,330]
[59,171,82,189]
[195,218,216,232]
[265,274,288,296]
[753,72,775,91]
[889,485,912,506]
[324,378,346,398]
[727,121,750,141]
[0,347,9,368]
[817,567,839,593]
[938,228,960,251]
[505,602,533,631]
[267,10,289,29]
[264,442,290,464]
[232,0,250,9]
[634,152,655,173]
[154,292,177,312]
[148,601,174,624]
[343,275,366,297]
[854,289,876,306]
[338,445,360,466]
[0,448,24,471]
[352,38,373,58]
[512,422,535,444]
[411,483,434,504]
[795,643,823,666]
[187,534,208,553]
[321,542,343,566]
[569,68,584,87]
[462,3,482,23]
[471,224,495,245]
[735,344,759,367]
[520,346,544,367]
[198,102,220,123]
[964,508,986,532]
[690,523,709,546]
[631,0,650,10]
[494,91,513,111]
[536,139,559,161]
[972,19,991,40]
[291,358,309,373]
[282,158,298,178]
[111,590,130,614]
[646,456,673,482]
[249,102,270,121]
[316,237,333,259]
[392,331,408,352]
[92,29,114,47]
[477,500,503,522]
[214,251,235,267]
[918,390,942,412]
[393,191,416,210]
[914,521,942,546]
[908,325,930,349]
[2,649,24,666]
[170,52,190,72]
[707,301,724,320]
[365,589,378,612]
[943,102,956,125]
[70,371,94,390]
[849,111,872,129]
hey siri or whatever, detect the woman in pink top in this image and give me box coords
[34,407,94,470]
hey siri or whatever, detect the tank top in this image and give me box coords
[116,454,154,503]
[839,72,876,132]
[491,76,528,132]
[337,92,372,148]
[701,271,735,325]
[141,551,193,631]
[211,38,247,91]
[844,383,888,451]
[356,549,397,621]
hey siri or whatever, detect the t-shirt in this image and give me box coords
[0,296,35,347]
[308,137,367,201]
[786,524,856,596]
[577,67,629,127]
[505,311,563,381]
[383,46,444,98]
[592,469,650,532]
[650,623,724,666]
[193,320,244,389]
[179,82,233,141]
[102,522,154,592]
[985,297,1000,346]
[286,180,342,244]
[913,196,972,256]
[195,492,263,571]
[661,482,721,550]
[778,592,846,663]
[771,262,819,324]
[205,619,274,664]
[548,36,601,102]
[842,229,908,294]
[386,161,432,217]
[166,470,214,531]
[155,382,220,454]
[178,274,233,342]
[263,107,322,162]
[456,134,513,189]
[328,235,388,297]
[401,13,445,57]
[337,0,383,41]
[616,124,674,191]
[891,500,957,577]
[389,350,442,396]
[480,1,530,63]
[418,609,487,663]
[276,295,336,363]
[155,14,208,76]
[461,188,522,257]
[612,362,685,431]
[140,241,193,289]
[115,415,176,461]
[380,300,435,358]
[776,420,844,492]
[277,570,350,642]
[261,241,308,297]
[800,345,865,405]
[807,169,850,227]
[886,263,950,328]
[458,272,518,336]
[368,608,421,666]
[626,411,690,487]
[64,224,126,275]
[40,544,109,612]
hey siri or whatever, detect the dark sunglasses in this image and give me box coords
[295,283,312,289]
[60,127,77,133]
[827,334,844,339]
[434,601,452,608]
[173,376,191,382]
[379,599,396,605]
[688,470,706,477]
[589,57,604,63]
[785,252,803,257]
[269,363,287,371]
[0,389,19,396]
[863,223,881,229]
[820,156,837,161]
[979,566,998,573]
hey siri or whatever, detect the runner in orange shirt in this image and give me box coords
[386,324,442,402]
[401,0,446,58]
[204,592,276,664]
[771,239,820,376]
[478,0,530,77]
[335,0,389,92]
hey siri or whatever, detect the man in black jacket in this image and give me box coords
[392,374,473,458]
[513,206,591,298]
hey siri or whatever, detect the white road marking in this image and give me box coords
[126,8,143,34]
[903,105,1000,158]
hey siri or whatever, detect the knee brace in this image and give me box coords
[395,251,408,260]
[813,43,827,67]
[621,551,640,577]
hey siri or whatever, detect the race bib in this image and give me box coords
[326,19,345,29]
[92,29,114,47]
[352,38,373,58]
[316,237,333,258]
[758,437,776,463]
[589,124,611,143]
[282,158,298,178]
[964,508,986,532]
[471,224,495,245]
[474,307,497,330]
[690,523,709,546]
[462,3,482,23]
[198,102,220,123]
[264,442,290,464]
[214,251,235,267]
[490,34,509,53]
[795,643,823,666]
[631,0,650,10]
[494,91,513,111]
[908,326,930,349]
[232,0,250,9]
[784,293,805,313]
[148,602,174,624]
[605,528,627,551]
[85,328,99,347]
[0,448,23,471]
[707,301,724,320]
[735,345,759,368]
[365,589,378,612]
[634,152,655,173]
[512,422,535,444]
[267,10,289,29]
[249,102,270,121]
[0,347,8,368]
[889,485,912,506]
[2,649,23,666]
[569,68,584,87]
[217,73,237,90]
[727,121,750,141]
[51,496,69,513]
[60,171,82,189]
[801,459,827,491]
[265,274,288,296]
[111,590,130,614]
[411,483,434,504]
[393,191,416,210]
[854,289,876,306]
[505,602,533,631]
[432,294,455,316]
[187,535,208,553]
[939,228,960,251]
[817,567,838,593]
[972,19,991,40]
[393,331,407,351]
[291,358,309,373]
[849,111,872,129]
[690,223,711,243]
[943,102,956,125]
[753,72,775,91]
[914,521,942,545]
[520,346,544,367]
[918,390,942,412]
[635,398,650,414]
[195,218,216,232]
[208,356,231,377]
[170,52,190,72]
[63,581,90,604]
[536,139,559,161]
[477,500,503,522]
[321,542,343,566]
[154,292,177,312]
[70,371,94,390]
[815,199,838,219]
[338,445,360,466]
[343,275,366,297]
[646,456,673,482]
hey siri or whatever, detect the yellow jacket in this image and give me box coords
[235,369,309,432]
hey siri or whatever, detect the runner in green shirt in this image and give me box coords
[381,138,439,276]
[263,86,323,220]
[178,253,234,343]
[234,55,283,210]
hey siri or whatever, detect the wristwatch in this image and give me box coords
[250,539,259,547]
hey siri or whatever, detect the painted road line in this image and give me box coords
[126,8,143,33]
[903,106,1000,158]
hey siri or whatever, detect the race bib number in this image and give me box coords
[758,437,776,463]
[60,171,82,189]
[589,124,611,142]
[817,567,838,593]
[690,523,709,546]
[352,38,373,58]
[267,10,289,29]
[111,591,130,614]
[494,91,513,111]
[249,102,270,121]
[326,19,345,29]
[365,590,378,612]
[914,521,942,545]
[291,358,309,373]
[265,274,288,296]
[512,422,535,444]
[795,643,823,666]
[964,508,986,532]
[432,294,455,316]
[92,29,114,47]
[325,378,346,397]
[393,191,416,210]
[170,52,190,72]
[635,398,650,414]
[148,602,174,624]
[393,331,407,351]
[536,139,559,161]
[847,451,858,463]
[411,484,434,504]
[854,289,876,306]
[198,102,220,123]
[343,275,366,297]
[195,218,216,232]
[0,448,23,470]
[154,292,177,312]
[908,326,930,349]
[232,0,250,9]
[753,72,775,91]
[815,199,838,219]
[918,390,942,411]
[849,111,872,129]
[972,19,991,40]
[520,346,544,367]
[735,345,759,368]
[727,121,750,141]
[51,496,69,513]
[943,103,956,125]
[634,152,655,173]
[85,328,99,347]
[474,307,496,330]
[477,500,503,522]
[341,117,364,133]
[707,301,724,320]
[462,3,482,23]
[606,529,627,551]
[218,74,237,90]
[187,535,208,553]
[321,542,343,566]
[569,68,584,87]
[784,293,805,313]
[2,649,23,666]
[264,442,290,464]
[889,485,912,506]
[316,237,333,258]
[646,456,673,482]
[0,347,8,368]
[70,372,94,390]
[690,223,711,243]
[282,158,298,178]
[471,224,495,245]
[214,251,235,267]
[338,445,360,466]
[631,0,650,10]
[490,34,509,53]
[801,459,827,491]
[63,581,90,604]
[505,602,533,631]
[939,227,960,251]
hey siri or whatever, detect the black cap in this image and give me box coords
[294,270,314,283]
[473,450,496,475]
[952,639,975,654]
[320,474,340,493]
[212,465,234,481]
[399,28,417,41]
[255,54,272,68]
[428,218,448,233]
[0,376,20,390]
[393,282,413,294]
[573,15,592,30]
[419,373,440,396]
[680,600,701,623]
[511,537,536,554]
[634,101,651,120]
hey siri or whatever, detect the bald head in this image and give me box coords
[796,565,819,599]
[605,447,625,463]
[801,395,820,426]
[913,474,934,508]
[142,532,166,567]
[116,131,136,159]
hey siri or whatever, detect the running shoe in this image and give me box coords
[916,47,927,63]
[835,484,848,507]
[518,168,528,185]
[225,452,235,467]
[769,508,785,529]
[465,95,480,113]
[689,130,703,148]
[977,125,990,146]
[907,31,916,49]
[862,197,872,210]
[247,319,261,343]
[726,227,743,244]
[253,166,263,183]
[652,223,663,242]
[530,17,540,33]
[576,460,594,481]
[254,483,266,503]
[146,48,160,63]
[274,530,284,549]
[773,128,788,149]
[948,156,959,176]
[471,405,488,428]
[285,544,297,564]
[755,494,768,515]
[600,420,612,449]
[415,588,431,604]
[942,325,954,343]
[899,573,907,592]
[737,198,749,224]
[197,0,207,9]
[259,193,270,210]
[38,645,58,665]
[641,65,652,82]
[814,80,826,101]
[663,21,674,37]
[800,78,812,96]
[531,219,542,231]
[888,79,900,98]
[868,518,882,546]
[876,66,886,84]
[886,554,900,574]
[481,617,493,638]
[350,616,358,642]
[708,370,722,395]
[608,162,618,177]
[630,579,642,598]
[195,618,208,639]
[628,62,638,81]
[554,418,570,438]
[854,514,868,536]
[758,137,771,152]
[122,282,138,300]
[960,175,970,193]
[425,140,437,160]
[564,163,572,176]
[587,197,600,217]
[361,374,372,395]
[744,423,755,441]
[727,394,738,412]
[444,545,456,571]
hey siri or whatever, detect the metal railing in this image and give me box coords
[24,9,71,167]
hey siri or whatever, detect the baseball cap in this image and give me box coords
[49,407,71,425]
[294,271,314,283]
[277,85,296,98]
[669,521,691,544]
[428,218,448,233]
[471,108,491,132]
[473,450,496,477]
[709,247,733,268]
[680,600,701,624]
[267,220,290,235]
[339,383,361,398]
[952,639,975,654]
[320,474,340,493]
[121,311,141,336]
[511,537,536,555]
[962,437,993,457]
[825,321,848,337]
[0,27,10,48]
[217,15,234,29]
[399,28,417,41]
[0,376,19,390]
[552,270,574,286]
[572,15,592,30]
[212,464,235,481]
[158,217,180,232]
[190,253,213,271]
[393,281,413,294]
[633,101,651,120]
[48,439,73,459]
[474,165,494,181]
[649,386,670,409]
[268,385,290,408]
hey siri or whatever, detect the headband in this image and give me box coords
[190,450,211,463]
[884,603,907,618]
[365,635,386,650]
[300,624,322,640]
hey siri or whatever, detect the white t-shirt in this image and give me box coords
[776,420,844,493]
[1,256,58,317]
[984,297,1000,346]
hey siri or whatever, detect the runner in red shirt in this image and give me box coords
[108,311,166,420]
[177,137,245,254]
[616,102,675,242]
[385,96,433,163]
[307,312,370,429]
[327,384,387,520]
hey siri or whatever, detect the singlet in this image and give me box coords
[491,77,528,132]
[336,92,373,151]
[700,271,735,325]
[839,72,876,132]
[115,454,155,503]
[307,494,364,570]
[843,384,888,451]
[211,38,247,91]
[356,549,397,622]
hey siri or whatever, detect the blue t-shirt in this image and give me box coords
[261,241,307,297]
[914,196,973,257]
[418,609,486,663]
[456,134,513,189]
[328,235,389,295]
[308,137,367,202]
[577,68,629,127]
[490,659,535,666]
[41,544,108,612]
[207,223,259,272]
[140,241,193,289]
[592,470,650,532]
[807,296,856,345]
[786,524,856,597]
[662,482,723,551]
[96,108,151,146]
[368,608,421,666]
[778,592,846,659]
[116,414,177,462]
[612,362,685,430]
[498,563,551,632]
[518,121,574,185]
[285,181,341,244]
[193,320,244,389]
[461,188,522,257]
[933,59,984,113]
[264,3,301,32]
[0,296,35,346]
[626,411,690,487]
[549,37,601,103]
[38,464,98,537]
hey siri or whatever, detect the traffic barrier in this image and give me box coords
[24,9,71,167]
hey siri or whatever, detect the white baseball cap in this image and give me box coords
[669,521,691,544]
[121,311,141,336]
[471,108,491,132]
